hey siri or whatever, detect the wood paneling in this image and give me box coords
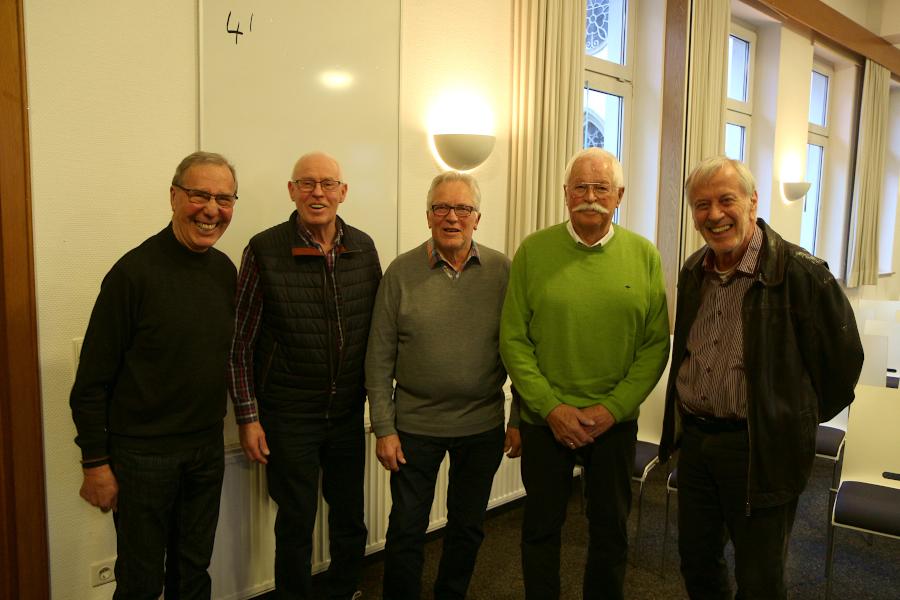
[657,0,690,325]
[756,0,900,76]
[0,0,50,597]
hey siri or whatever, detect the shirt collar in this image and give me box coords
[566,221,615,247]
[426,239,480,271]
[702,223,762,277]
[295,214,343,250]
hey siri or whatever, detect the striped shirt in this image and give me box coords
[227,216,344,424]
[675,226,763,419]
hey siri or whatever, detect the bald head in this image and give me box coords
[292,151,343,181]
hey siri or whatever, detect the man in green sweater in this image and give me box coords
[70,152,238,599]
[500,147,670,600]
[366,171,520,599]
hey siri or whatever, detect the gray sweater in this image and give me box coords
[365,241,517,438]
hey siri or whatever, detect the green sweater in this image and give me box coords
[500,223,669,425]
[365,241,515,438]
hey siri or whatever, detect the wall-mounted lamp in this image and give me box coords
[432,133,496,171]
[428,90,495,171]
[781,181,811,202]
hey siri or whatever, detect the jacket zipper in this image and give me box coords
[324,258,335,419]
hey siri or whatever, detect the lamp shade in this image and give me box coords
[433,133,495,171]
[782,181,811,201]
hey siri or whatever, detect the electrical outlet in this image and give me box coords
[90,558,116,587]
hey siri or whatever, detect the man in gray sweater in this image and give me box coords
[365,171,520,600]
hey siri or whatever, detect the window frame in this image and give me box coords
[801,58,835,255]
[581,0,635,226]
[725,21,756,117]
[583,0,636,83]
[725,111,752,162]
[808,60,834,137]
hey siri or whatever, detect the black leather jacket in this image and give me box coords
[659,219,863,509]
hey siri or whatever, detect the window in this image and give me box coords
[582,0,634,224]
[802,62,833,254]
[724,22,755,162]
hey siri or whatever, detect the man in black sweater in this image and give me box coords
[70,151,239,599]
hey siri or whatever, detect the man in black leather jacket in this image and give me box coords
[659,156,863,599]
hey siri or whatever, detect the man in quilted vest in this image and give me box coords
[228,152,382,599]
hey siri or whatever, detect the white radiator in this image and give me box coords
[210,412,525,599]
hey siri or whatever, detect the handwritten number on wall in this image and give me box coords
[226,11,254,44]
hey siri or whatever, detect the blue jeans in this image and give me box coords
[677,420,799,600]
[262,410,367,600]
[382,426,505,600]
[111,436,225,600]
[520,420,636,600]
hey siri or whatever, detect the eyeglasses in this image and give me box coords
[174,184,238,208]
[569,182,614,199]
[431,204,476,217]
[291,178,343,193]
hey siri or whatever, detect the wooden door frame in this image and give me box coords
[0,0,51,597]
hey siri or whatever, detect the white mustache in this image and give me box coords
[572,202,610,214]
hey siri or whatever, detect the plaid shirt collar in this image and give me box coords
[426,239,480,278]
[295,214,344,251]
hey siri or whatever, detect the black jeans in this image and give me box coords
[111,436,225,600]
[520,420,636,600]
[677,419,799,600]
[262,410,367,600]
[382,426,505,600]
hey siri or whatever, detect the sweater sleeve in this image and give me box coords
[365,266,400,437]
[500,244,561,419]
[601,248,671,422]
[69,264,136,463]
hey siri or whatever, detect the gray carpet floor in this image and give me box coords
[299,458,899,599]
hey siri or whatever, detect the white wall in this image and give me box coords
[25,0,513,598]
[625,0,667,242]
[397,1,511,254]
[25,1,199,598]
[750,24,813,241]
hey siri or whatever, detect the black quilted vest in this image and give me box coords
[249,212,382,418]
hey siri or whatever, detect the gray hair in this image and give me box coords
[172,151,237,190]
[684,156,756,203]
[563,147,624,189]
[426,171,482,211]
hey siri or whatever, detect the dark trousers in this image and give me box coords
[262,410,367,600]
[382,426,505,600]
[520,420,637,600]
[111,437,225,600]
[677,420,799,600]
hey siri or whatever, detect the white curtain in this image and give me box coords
[680,0,729,261]
[845,59,890,287]
[506,0,586,254]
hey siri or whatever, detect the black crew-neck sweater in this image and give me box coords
[70,225,236,460]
